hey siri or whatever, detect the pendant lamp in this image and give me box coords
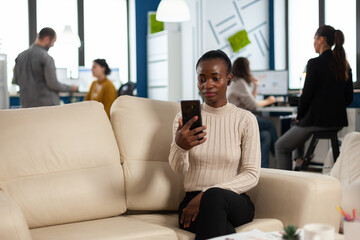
[156,0,190,22]
[58,25,81,48]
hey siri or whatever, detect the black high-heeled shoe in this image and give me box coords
[294,165,302,171]
[293,158,304,171]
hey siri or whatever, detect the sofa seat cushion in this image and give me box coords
[30,216,178,240]
[235,218,283,232]
[127,213,193,240]
[127,213,283,240]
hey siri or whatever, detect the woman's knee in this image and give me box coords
[260,131,271,145]
[275,137,292,153]
[200,188,232,210]
[274,139,283,152]
[202,188,226,200]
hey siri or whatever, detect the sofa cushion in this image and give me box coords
[126,213,193,240]
[235,218,283,232]
[127,213,283,240]
[30,216,178,240]
[110,96,184,211]
[0,102,126,228]
[0,189,32,240]
[330,132,360,184]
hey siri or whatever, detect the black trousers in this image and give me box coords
[178,188,255,240]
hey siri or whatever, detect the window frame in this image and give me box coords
[286,0,359,90]
[28,0,129,70]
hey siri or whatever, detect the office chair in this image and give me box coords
[118,81,136,96]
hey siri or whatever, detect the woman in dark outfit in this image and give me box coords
[275,25,354,170]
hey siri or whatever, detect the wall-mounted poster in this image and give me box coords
[203,0,269,70]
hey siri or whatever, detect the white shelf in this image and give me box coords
[147,30,181,102]
[0,53,9,108]
[148,81,168,88]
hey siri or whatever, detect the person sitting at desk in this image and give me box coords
[227,57,277,168]
[275,25,354,170]
[84,59,118,118]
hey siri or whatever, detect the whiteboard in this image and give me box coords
[203,0,269,70]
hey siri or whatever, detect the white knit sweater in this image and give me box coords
[169,102,261,194]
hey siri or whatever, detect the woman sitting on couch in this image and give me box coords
[169,50,261,240]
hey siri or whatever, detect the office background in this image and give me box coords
[0,0,359,103]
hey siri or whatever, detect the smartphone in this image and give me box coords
[181,100,203,137]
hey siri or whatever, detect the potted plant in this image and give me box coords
[282,224,300,240]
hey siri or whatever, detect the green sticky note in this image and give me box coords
[228,30,251,53]
[150,14,164,34]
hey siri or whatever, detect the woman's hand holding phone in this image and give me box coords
[175,116,207,150]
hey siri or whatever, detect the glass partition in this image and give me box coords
[0,0,28,93]
[84,0,128,86]
[288,0,319,89]
[325,0,357,82]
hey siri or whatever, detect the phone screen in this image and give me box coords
[181,100,203,131]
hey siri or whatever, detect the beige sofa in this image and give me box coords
[0,96,342,240]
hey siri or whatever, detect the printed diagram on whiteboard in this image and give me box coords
[204,0,269,70]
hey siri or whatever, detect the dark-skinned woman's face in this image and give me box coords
[196,58,231,108]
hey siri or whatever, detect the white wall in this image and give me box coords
[180,0,202,100]
[180,0,271,100]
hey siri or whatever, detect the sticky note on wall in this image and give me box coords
[150,14,164,34]
[228,30,251,53]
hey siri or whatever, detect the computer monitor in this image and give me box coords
[77,67,121,92]
[77,68,93,92]
[252,70,288,96]
[56,68,85,92]
[56,68,68,82]
[57,67,122,93]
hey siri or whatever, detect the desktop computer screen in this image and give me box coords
[56,67,122,93]
[252,70,288,96]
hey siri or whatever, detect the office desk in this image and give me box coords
[255,106,297,135]
[256,106,297,116]
[59,92,86,104]
[9,92,86,108]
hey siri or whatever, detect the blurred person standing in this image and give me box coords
[84,59,118,118]
[13,27,78,108]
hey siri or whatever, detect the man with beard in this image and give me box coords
[13,27,78,108]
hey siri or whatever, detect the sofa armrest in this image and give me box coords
[0,189,32,240]
[248,169,341,232]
